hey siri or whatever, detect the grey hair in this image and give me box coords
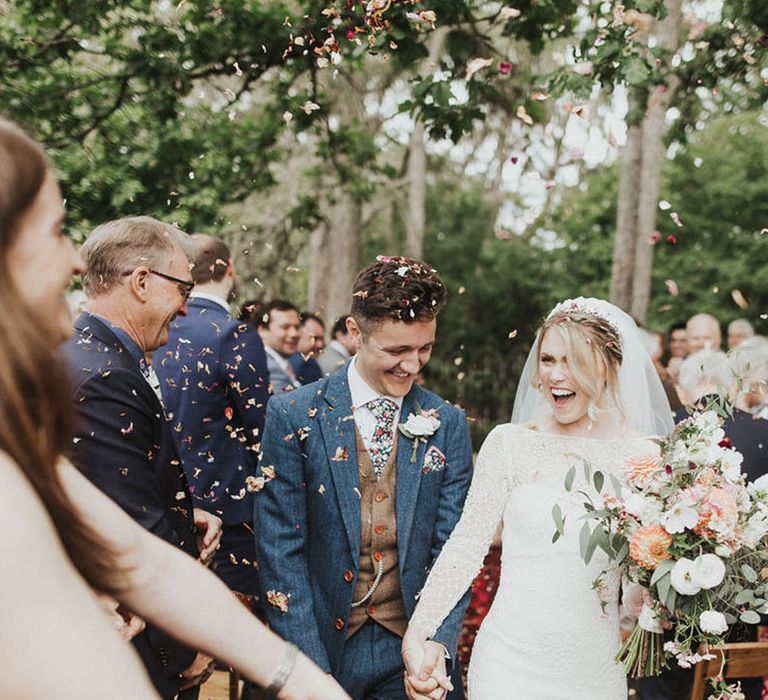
[80,216,188,297]
[728,318,755,338]
[678,349,734,396]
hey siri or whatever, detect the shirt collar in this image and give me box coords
[347,356,403,411]
[189,291,230,314]
[90,313,144,363]
[264,344,291,371]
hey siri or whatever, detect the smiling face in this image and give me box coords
[349,317,436,397]
[538,329,597,429]
[8,172,83,345]
[141,246,192,350]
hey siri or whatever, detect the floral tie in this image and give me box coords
[367,397,398,479]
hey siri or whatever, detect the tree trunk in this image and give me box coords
[629,0,683,323]
[308,193,362,322]
[609,0,683,323]
[610,120,643,311]
[308,73,366,323]
[404,27,448,260]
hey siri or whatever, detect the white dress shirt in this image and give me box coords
[347,357,403,453]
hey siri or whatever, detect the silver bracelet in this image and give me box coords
[266,642,299,696]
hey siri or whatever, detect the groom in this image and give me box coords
[254,256,473,699]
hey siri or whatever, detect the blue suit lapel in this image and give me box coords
[319,369,361,558]
[396,387,427,566]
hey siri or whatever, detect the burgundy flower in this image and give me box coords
[718,437,733,449]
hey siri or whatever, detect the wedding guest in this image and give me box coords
[667,321,688,359]
[255,257,472,699]
[258,299,302,394]
[289,312,325,385]
[686,313,721,354]
[240,298,265,329]
[154,233,269,601]
[317,315,356,376]
[0,117,347,700]
[644,330,682,412]
[728,318,755,350]
[64,216,220,697]
[664,321,688,387]
[730,336,768,417]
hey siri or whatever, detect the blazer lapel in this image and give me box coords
[396,387,427,565]
[318,369,361,558]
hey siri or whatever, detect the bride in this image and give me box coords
[402,298,673,700]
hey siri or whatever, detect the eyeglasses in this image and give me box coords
[122,268,195,301]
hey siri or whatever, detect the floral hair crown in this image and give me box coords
[546,297,622,338]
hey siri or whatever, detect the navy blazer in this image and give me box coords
[154,296,269,526]
[254,366,474,673]
[63,313,197,699]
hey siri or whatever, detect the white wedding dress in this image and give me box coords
[410,423,658,699]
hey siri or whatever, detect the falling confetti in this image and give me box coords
[731,289,749,309]
[665,279,679,297]
[267,590,290,613]
[466,57,494,80]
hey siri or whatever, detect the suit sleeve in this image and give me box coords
[220,321,269,457]
[70,368,185,547]
[425,406,476,656]
[253,398,332,672]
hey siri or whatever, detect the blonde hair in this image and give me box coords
[534,312,624,424]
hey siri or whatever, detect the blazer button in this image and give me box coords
[334,618,345,631]
[373,551,383,562]
[374,493,386,503]
[343,570,354,583]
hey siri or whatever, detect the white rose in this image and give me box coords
[661,502,699,534]
[748,474,768,501]
[691,554,726,589]
[622,490,663,525]
[720,448,744,483]
[402,413,440,437]
[699,610,728,635]
[670,558,701,596]
[694,411,721,435]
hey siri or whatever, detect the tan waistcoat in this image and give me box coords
[346,430,408,639]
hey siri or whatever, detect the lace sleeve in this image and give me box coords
[409,424,513,639]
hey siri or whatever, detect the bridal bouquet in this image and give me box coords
[555,409,768,693]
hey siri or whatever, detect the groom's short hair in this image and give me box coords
[351,256,447,331]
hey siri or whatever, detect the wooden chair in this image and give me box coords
[689,642,768,700]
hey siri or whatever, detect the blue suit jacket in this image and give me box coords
[254,366,473,673]
[63,313,197,699]
[154,296,269,526]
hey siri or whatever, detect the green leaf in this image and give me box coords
[580,520,592,560]
[623,55,651,86]
[650,559,675,586]
[552,504,565,535]
[564,465,576,492]
[740,610,761,624]
[585,530,600,564]
[735,589,754,605]
[666,589,677,614]
[609,473,623,498]
[593,470,605,493]
[742,564,758,583]
[657,573,671,607]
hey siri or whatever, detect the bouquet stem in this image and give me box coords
[616,625,665,677]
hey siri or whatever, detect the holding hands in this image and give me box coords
[402,634,454,700]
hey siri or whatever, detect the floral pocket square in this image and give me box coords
[421,445,446,474]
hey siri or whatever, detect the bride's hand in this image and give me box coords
[402,640,452,700]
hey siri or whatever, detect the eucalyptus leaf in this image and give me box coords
[740,610,761,624]
[564,465,576,492]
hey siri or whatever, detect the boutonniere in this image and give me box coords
[398,408,441,462]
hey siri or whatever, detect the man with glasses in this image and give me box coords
[63,216,222,700]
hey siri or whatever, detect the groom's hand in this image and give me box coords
[404,641,453,700]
